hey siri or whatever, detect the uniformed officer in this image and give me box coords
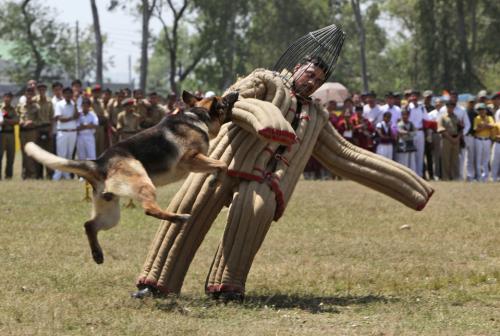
[117,98,141,141]
[0,92,19,179]
[140,92,166,129]
[35,83,54,179]
[90,85,109,156]
[438,101,461,181]
[108,90,126,144]
[17,87,41,179]
[133,89,149,119]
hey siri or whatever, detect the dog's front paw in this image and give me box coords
[92,249,104,264]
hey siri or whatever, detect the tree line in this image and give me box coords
[1,0,499,95]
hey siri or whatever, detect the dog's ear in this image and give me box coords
[182,90,200,107]
[222,91,239,108]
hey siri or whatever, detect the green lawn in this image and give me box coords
[0,173,499,335]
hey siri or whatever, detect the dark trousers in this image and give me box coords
[424,140,434,179]
[36,127,54,179]
[1,132,16,179]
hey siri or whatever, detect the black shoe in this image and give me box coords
[131,285,159,299]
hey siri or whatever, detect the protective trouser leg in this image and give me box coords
[206,180,276,295]
[137,174,235,294]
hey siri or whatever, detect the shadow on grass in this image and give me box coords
[154,293,398,314]
[243,294,398,313]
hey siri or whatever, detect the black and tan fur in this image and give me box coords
[25,90,238,264]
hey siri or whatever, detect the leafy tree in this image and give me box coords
[0,0,108,84]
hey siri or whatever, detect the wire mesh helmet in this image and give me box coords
[272,24,346,87]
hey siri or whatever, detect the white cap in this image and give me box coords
[204,91,215,98]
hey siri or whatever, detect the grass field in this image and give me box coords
[0,171,499,335]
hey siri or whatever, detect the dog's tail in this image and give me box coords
[25,142,100,184]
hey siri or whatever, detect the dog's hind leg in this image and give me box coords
[85,190,121,264]
[105,158,190,224]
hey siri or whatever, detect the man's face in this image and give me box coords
[150,95,159,105]
[366,95,375,106]
[92,91,101,99]
[134,91,144,100]
[27,80,36,89]
[450,94,458,104]
[495,97,500,107]
[72,84,82,95]
[291,62,326,97]
[37,87,47,97]
[53,86,62,96]
[3,95,12,105]
[63,90,72,101]
[103,91,111,101]
[383,113,391,123]
[478,109,486,117]
[386,96,395,106]
[26,91,34,103]
[402,112,409,122]
[82,103,90,113]
[424,96,432,105]
[447,104,455,114]
[410,94,419,103]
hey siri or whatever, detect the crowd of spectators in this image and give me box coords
[0,78,212,180]
[3,80,500,183]
[305,89,500,182]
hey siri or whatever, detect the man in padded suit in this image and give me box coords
[132,26,432,301]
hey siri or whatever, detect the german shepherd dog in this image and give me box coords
[25,90,238,264]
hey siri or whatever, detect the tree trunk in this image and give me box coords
[140,0,151,91]
[90,0,103,85]
[351,0,368,92]
[21,0,45,81]
[456,0,473,90]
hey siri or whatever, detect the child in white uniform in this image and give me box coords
[77,98,99,160]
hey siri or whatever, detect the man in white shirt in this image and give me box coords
[53,87,79,180]
[427,98,444,179]
[407,90,430,177]
[493,92,500,123]
[439,91,471,180]
[362,91,383,125]
[77,98,99,161]
[72,79,83,113]
[380,91,401,125]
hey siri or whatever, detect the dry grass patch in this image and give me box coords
[0,176,499,335]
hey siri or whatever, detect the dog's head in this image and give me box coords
[182,90,239,137]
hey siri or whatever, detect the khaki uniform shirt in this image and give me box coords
[35,96,54,126]
[117,111,141,134]
[109,99,125,127]
[92,98,108,125]
[1,104,19,132]
[135,100,149,119]
[17,102,41,130]
[141,104,165,129]
[438,113,459,136]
